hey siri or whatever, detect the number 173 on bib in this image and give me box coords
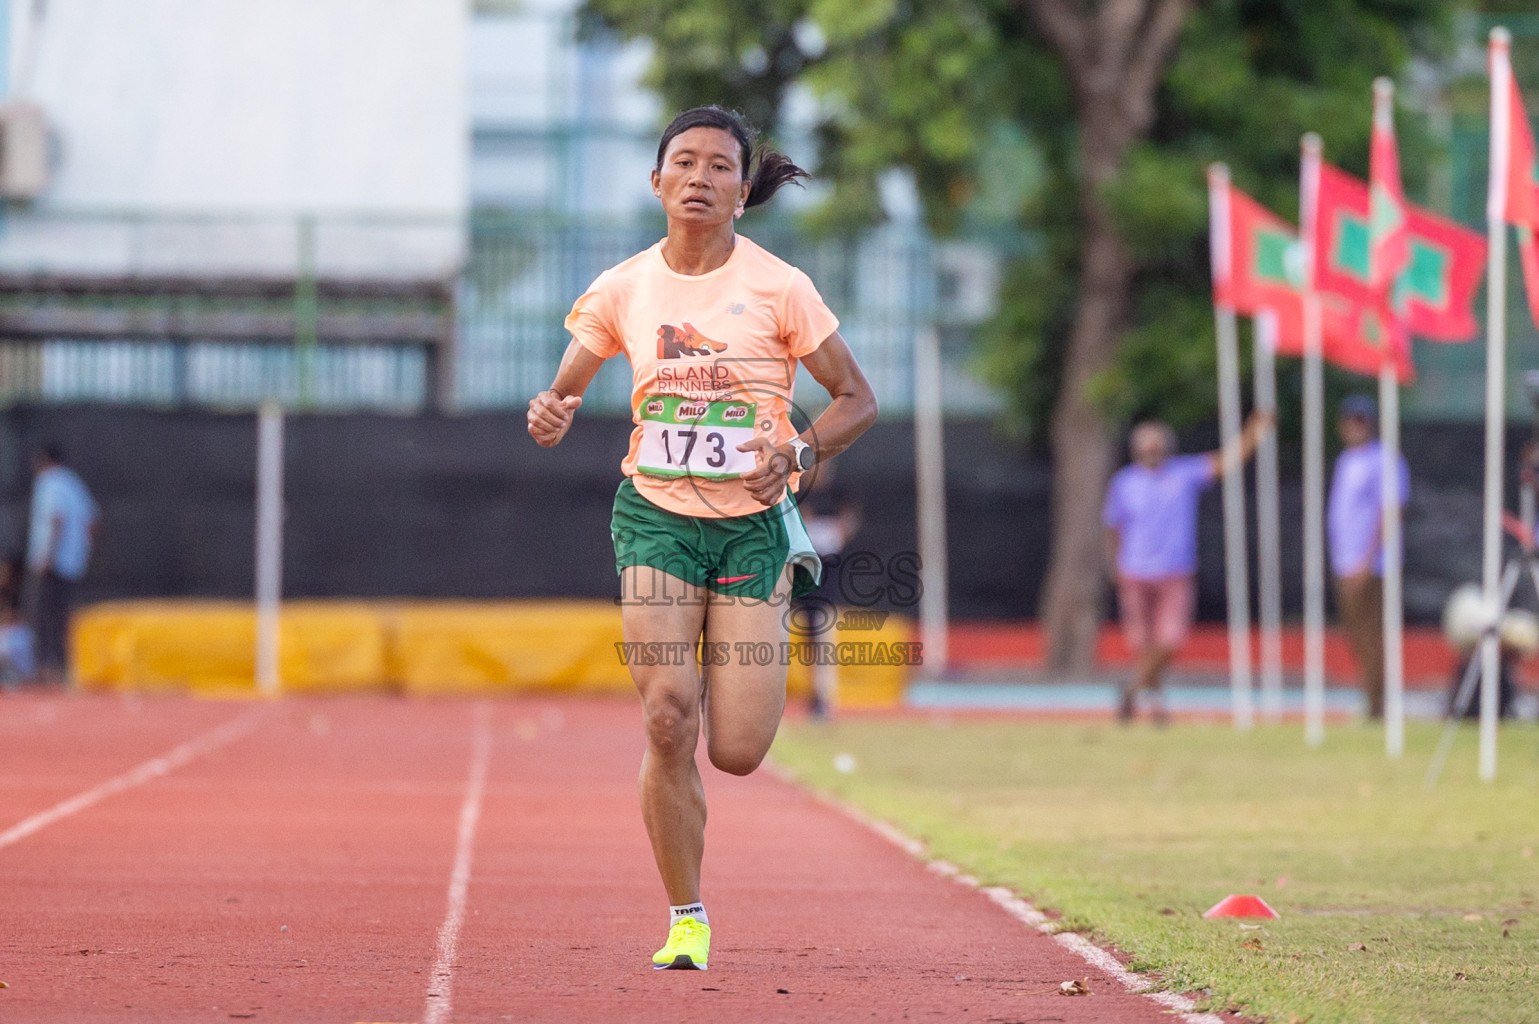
[636,395,758,480]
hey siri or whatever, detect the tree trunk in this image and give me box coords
[1041,99,1134,674]
[1020,0,1191,673]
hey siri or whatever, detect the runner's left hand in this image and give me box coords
[737,438,794,506]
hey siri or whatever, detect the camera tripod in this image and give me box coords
[1424,438,1539,788]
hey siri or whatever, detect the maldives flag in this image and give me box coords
[1522,227,1539,324]
[1312,164,1412,378]
[1503,72,1539,331]
[1320,300,1414,379]
[1217,185,1301,313]
[1506,73,1539,228]
[1315,164,1378,307]
[1215,180,1413,380]
[1315,159,1484,341]
[1398,206,1486,340]
[1369,102,1411,302]
[1265,294,1414,382]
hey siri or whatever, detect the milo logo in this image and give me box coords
[721,405,750,423]
[676,402,709,421]
[644,399,666,416]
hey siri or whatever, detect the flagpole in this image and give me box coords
[1377,359,1404,750]
[1301,133,1327,747]
[1254,309,1285,723]
[1208,164,1256,731]
[914,324,950,680]
[1373,77,1407,759]
[1480,28,1512,782]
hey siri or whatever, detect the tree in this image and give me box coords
[577,0,819,138]
[1015,0,1191,672]
[583,0,1454,671]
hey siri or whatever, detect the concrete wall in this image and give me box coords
[0,406,1509,623]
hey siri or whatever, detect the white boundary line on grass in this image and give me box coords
[0,708,265,852]
[423,702,493,1024]
[772,765,1226,1024]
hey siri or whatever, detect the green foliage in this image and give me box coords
[578,0,820,141]
[582,0,1462,442]
[1073,0,1455,437]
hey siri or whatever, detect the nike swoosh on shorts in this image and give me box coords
[715,574,759,584]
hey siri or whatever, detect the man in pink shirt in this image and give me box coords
[1103,413,1271,723]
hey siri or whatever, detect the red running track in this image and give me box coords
[0,693,1179,1024]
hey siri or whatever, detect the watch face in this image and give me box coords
[797,444,815,471]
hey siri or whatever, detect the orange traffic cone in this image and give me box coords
[1203,894,1279,919]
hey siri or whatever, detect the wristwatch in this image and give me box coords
[789,437,815,471]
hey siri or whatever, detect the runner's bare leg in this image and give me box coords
[623,565,795,903]
[622,566,710,905]
[701,567,794,775]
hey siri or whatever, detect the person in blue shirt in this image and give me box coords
[1327,394,1408,721]
[1103,413,1271,723]
[26,444,98,685]
[0,556,33,688]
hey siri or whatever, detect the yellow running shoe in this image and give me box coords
[652,916,710,970]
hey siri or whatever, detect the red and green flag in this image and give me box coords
[1369,101,1411,305]
[1267,293,1413,381]
[1504,72,1539,228]
[1215,184,1301,313]
[1314,164,1379,311]
[1316,300,1412,379]
[1399,206,1487,340]
[1501,71,1539,331]
[1314,160,1485,347]
[1213,179,1413,380]
[1312,164,1412,378]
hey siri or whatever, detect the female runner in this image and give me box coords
[527,105,878,971]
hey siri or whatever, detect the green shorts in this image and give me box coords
[611,477,822,601]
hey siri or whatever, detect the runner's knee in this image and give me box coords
[642,688,698,758]
[706,737,770,777]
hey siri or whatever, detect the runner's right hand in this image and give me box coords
[528,390,583,447]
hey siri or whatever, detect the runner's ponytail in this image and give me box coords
[744,148,809,209]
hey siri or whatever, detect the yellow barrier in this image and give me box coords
[393,601,634,695]
[72,600,910,707]
[74,600,389,696]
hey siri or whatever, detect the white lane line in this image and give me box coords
[0,709,265,852]
[768,763,1227,1024]
[422,702,493,1024]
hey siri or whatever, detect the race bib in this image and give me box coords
[636,395,758,480]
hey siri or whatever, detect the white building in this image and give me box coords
[0,0,469,281]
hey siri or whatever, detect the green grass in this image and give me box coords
[772,717,1539,1024]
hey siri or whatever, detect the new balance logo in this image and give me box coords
[726,303,746,315]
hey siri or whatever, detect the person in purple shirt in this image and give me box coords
[1328,393,1409,721]
[1103,412,1272,723]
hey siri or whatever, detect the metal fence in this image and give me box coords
[0,341,427,410]
[0,210,458,413]
[0,209,1015,415]
[457,216,1011,416]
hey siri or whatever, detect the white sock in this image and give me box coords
[670,902,708,927]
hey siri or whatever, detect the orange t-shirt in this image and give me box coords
[564,235,839,519]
